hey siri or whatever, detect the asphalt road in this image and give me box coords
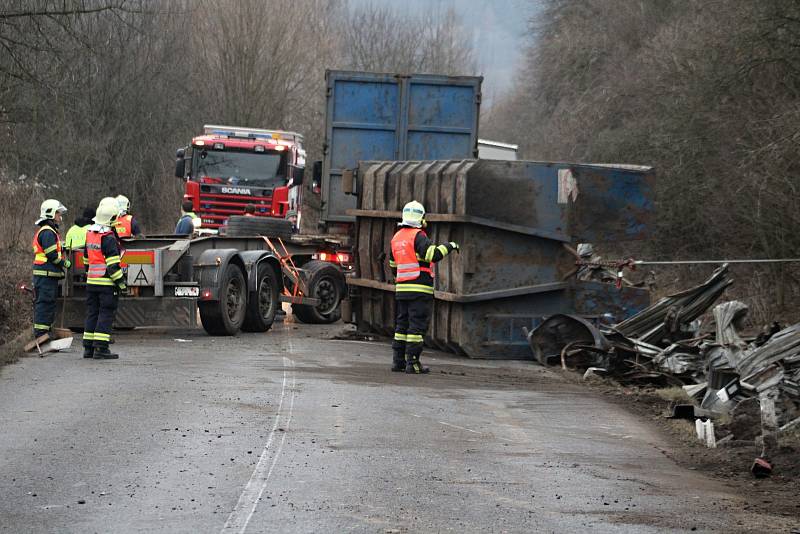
[0,323,794,533]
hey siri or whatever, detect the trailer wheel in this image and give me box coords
[199,263,247,335]
[241,263,279,333]
[225,216,294,239]
[292,260,344,324]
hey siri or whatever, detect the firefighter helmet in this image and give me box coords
[39,199,67,221]
[116,194,130,213]
[401,200,425,228]
[93,197,121,226]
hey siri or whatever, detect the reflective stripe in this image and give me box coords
[33,323,51,331]
[43,243,59,254]
[394,333,408,341]
[105,255,121,265]
[424,245,437,262]
[109,270,124,280]
[395,262,419,281]
[34,253,48,263]
[83,332,95,340]
[389,259,397,267]
[32,269,64,278]
[87,278,115,286]
[93,332,111,341]
[406,334,424,343]
[395,284,434,294]
[436,244,449,257]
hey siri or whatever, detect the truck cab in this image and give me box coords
[175,125,306,229]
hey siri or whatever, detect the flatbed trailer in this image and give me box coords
[58,234,348,335]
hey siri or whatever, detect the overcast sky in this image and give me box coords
[352,0,535,102]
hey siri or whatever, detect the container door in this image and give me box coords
[404,76,481,161]
[323,71,401,223]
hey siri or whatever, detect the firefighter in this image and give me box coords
[32,199,70,339]
[175,199,200,235]
[389,201,458,374]
[83,197,127,360]
[114,195,142,239]
[64,207,95,250]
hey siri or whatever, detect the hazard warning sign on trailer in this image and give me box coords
[127,264,154,286]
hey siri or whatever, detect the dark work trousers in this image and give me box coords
[84,286,118,348]
[393,296,432,366]
[33,275,59,336]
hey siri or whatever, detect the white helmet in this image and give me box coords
[116,194,130,213]
[93,197,121,226]
[401,200,425,228]
[38,199,67,221]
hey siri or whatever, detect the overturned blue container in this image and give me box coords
[348,159,654,359]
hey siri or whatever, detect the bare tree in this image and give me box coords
[485,0,800,318]
[340,2,475,75]
[189,0,342,129]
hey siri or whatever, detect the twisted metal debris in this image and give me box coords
[527,264,800,466]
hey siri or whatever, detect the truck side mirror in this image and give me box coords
[289,165,304,186]
[312,161,322,193]
[175,148,186,178]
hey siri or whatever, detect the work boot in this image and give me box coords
[405,356,430,375]
[92,343,119,360]
[391,351,406,372]
[82,344,94,359]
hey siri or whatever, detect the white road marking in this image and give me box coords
[438,421,480,434]
[221,353,296,534]
[328,339,384,346]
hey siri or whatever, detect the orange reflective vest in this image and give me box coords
[390,227,433,282]
[86,229,122,286]
[32,226,62,267]
[115,214,133,239]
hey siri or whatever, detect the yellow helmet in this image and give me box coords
[39,199,67,221]
[401,200,425,228]
[116,194,130,213]
[93,197,121,226]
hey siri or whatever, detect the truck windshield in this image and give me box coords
[191,148,286,188]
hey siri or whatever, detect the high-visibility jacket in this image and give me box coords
[64,224,89,249]
[115,214,134,239]
[32,224,66,278]
[389,227,455,298]
[86,226,125,288]
[391,228,433,283]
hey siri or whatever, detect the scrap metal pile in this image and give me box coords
[527,265,800,462]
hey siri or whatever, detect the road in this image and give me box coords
[0,322,793,533]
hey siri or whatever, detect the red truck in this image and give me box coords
[175,124,307,230]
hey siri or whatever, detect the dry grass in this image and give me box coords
[0,331,30,370]
[654,386,693,404]
[0,247,35,369]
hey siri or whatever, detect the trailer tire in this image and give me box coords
[199,263,247,336]
[241,263,279,333]
[225,216,294,239]
[292,260,344,324]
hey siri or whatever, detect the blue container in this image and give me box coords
[321,70,482,224]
